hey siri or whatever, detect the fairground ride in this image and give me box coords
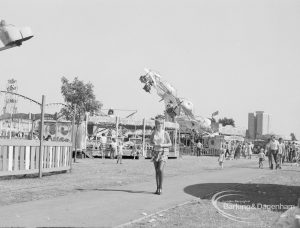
[139,68,213,135]
[2,79,18,115]
[0,20,33,52]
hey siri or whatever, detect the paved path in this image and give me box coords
[0,160,270,227]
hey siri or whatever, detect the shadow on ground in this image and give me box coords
[184,183,300,212]
[76,188,154,194]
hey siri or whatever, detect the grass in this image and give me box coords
[126,163,300,228]
[0,156,254,206]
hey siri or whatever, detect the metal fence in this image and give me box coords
[180,146,221,156]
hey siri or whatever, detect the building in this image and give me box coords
[248,113,256,139]
[247,111,270,139]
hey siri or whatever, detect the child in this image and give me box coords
[258,148,265,169]
[117,141,123,164]
[110,138,117,159]
[218,149,225,169]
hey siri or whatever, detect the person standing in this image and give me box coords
[277,138,285,169]
[245,143,251,159]
[234,144,241,159]
[110,138,117,159]
[196,140,203,156]
[100,133,107,159]
[265,139,273,169]
[269,136,279,169]
[116,140,123,164]
[287,142,291,162]
[242,143,247,158]
[218,149,225,169]
[224,143,230,158]
[291,142,296,162]
[282,142,288,164]
[150,115,172,195]
[230,143,236,160]
[248,142,253,159]
[258,148,265,168]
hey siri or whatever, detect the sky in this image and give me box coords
[0,0,299,138]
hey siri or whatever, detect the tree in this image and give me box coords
[218,117,235,127]
[290,133,297,141]
[60,77,102,124]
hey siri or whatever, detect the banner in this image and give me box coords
[34,121,72,142]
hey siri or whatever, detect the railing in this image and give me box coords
[179,146,221,156]
[0,139,72,177]
[202,148,221,156]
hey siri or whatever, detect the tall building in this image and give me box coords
[248,113,256,139]
[247,111,270,139]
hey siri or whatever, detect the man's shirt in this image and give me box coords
[278,143,285,155]
[269,140,279,150]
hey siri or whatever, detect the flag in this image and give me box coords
[212,111,219,117]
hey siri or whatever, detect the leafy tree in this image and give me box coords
[218,117,235,127]
[60,77,102,124]
[290,133,297,141]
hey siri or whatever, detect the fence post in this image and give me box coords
[73,105,78,163]
[142,118,146,157]
[9,113,12,139]
[39,95,45,178]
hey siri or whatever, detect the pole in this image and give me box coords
[0,118,2,138]
[31,117,34,140]
[74,106,77,163]
[70,104,76,171]
[174,124,177,157]
[9,113,12,139]
[142,118,146,157]
[115,116,119,159]
[18,118,21,132]
[39,95,45,178]
[178,127,181,157]
[116,116,119,139]
[55,119,58,141]
[82,112,88,159]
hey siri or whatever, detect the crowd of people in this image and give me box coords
[87,133,142,162]
[216,135,299,170]
[263,136,299,169]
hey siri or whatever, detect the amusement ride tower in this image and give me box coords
[2,78,18,115]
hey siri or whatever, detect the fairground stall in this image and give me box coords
[202,125,245,156]
[0,110,73,178]
[175,116,212,156]
[85,115,180,158]
[0,113,72,142]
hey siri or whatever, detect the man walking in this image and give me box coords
[269,135,279,169]
[277,138,285,169]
